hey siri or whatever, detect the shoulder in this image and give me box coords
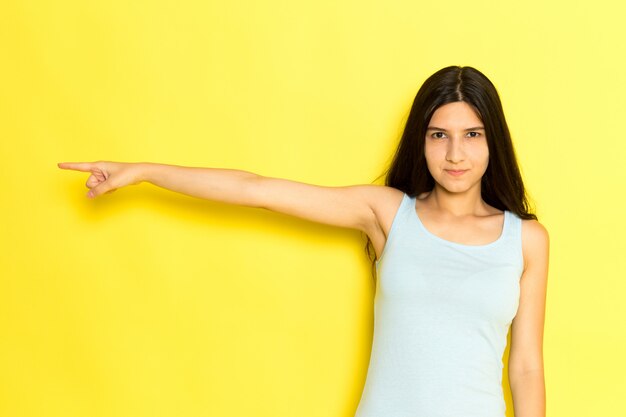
[364,185,404,214]
[521,218,549,247]
[353,184,404,211]
[520,218,550,271]
[354,185,405,237]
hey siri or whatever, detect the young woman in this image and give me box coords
[58,65,548,417]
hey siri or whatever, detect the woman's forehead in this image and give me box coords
[429,102,483,128]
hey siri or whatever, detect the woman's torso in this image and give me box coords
[370,188,509,260]
[354,190,524,417]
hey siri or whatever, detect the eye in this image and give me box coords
[431,132,446,139]
[467,131,481,138]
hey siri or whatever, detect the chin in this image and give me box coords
[436,179,479,194]
[444,186,470,194]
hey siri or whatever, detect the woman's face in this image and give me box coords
[424,101,489,195]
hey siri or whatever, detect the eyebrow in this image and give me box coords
[426,126,485,131]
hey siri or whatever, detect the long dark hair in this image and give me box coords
[364,65,537,278]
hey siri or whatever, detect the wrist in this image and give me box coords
[135,162,154,184]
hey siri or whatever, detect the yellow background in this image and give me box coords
[1,1,624,416]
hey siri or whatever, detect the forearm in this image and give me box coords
[509,369,546,417]
[139,162,261,206]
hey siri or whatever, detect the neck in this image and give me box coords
[424,183,486,217]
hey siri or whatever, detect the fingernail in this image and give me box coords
[87,191,93,198]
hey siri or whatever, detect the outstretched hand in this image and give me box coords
[57,161,144,199]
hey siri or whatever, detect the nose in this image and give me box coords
[445,136,465,163]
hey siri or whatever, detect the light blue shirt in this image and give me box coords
[354,192,524,417]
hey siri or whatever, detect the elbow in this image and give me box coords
[243,173,268,209]
[509,363,545,385]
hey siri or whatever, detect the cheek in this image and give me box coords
[478,149,490,173]
[424,142,443,161]
[424,149,441,173]
[472,142,489,165]
[483,144,489,165]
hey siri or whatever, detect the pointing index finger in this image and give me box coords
[57,162,94,172]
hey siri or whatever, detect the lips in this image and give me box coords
[445,169,468,176]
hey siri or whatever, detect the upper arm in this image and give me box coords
[509,219,550,376]
[248,176,397,235]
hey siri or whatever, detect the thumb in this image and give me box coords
[87,182,115,199]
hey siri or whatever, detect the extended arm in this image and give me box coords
[141,162,379,231]
[57,161,389,236]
